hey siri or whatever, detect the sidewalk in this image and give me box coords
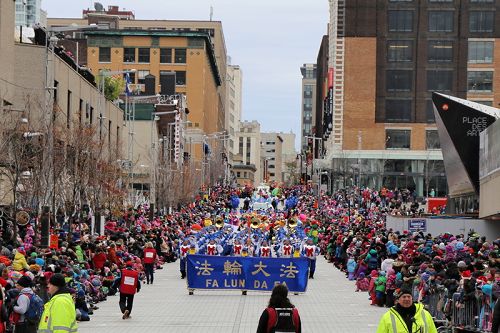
[79,257,385,333]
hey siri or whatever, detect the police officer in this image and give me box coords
[38,273,78,333]
[119,261,141,320]
[376,287,437,333]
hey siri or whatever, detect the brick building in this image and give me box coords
[319,0,500,196]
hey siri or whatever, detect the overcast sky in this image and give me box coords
[42,0,329,148]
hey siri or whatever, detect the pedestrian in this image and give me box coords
[256,284,301,333]
[376,287,437,333]
[11,276,37,333]
[492,296,500,333]
[143,242,157,285]
[119,261,141,320]
[38,273,78,333]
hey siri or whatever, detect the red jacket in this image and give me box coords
[143,248,157,264]
[92,253,107,270]
[120,269,140,295]
[107,248,120,265]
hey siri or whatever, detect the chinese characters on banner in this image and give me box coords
[186,255,309,292]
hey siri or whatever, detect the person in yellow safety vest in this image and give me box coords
[38,273,78,333]
[376,287,437,333]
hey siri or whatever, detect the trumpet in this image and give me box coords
[287,218,298,229]
[250,217,261,229]
[215,217,224,229]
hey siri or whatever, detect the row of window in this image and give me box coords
[388,11,494,33]
[390,0,493,2]
[386,129,440,150]
[384,98,492,123]
[125,70,186,85]
[388,40,494,63]
[386,70,493,92]
[99,47,187,64]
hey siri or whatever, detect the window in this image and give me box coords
[428,41,453,62]
[469,12,494,33]
[175,71,186,85]
[468,41,493,63]
[239,137,243,155]
[269,173,275,177]
[237,172,241,178]
[470,0,494,2]
[387,70,413,91]
[160,48,172,63]
[387,40,413,62]
[427,70,453,91]
[388,11,413,32]
[138,48,150,63]
[174,48,187,63]
[385,100,412,122]
[429,0,452,2]
[123,48,135,63]
[304,85,313,97]
[429,11,454,32]
[426,130,441,149]
[426,100,436,123]
[269,165,275,169]
[99,47,111,62]
[137,70,150,85]
[468,71,493,92]
[471,100,493,106]
[386,129,411,149]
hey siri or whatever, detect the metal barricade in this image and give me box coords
[451,292,478,331]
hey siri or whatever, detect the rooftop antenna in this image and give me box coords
[210,6,213,21]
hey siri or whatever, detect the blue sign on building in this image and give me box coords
[408,218,427,232]
[186,255,309,293]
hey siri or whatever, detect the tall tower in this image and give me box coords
[15,0,43,27]
[300,64,317,153]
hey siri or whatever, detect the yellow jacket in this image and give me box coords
[376,303,437,333]
[38,292,77,333]
[12,252,29,271]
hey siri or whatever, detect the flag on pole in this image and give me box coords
[125,72,131,96]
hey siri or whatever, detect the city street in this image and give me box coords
[79,257,385,333]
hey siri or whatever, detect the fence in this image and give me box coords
[419,284,496,333]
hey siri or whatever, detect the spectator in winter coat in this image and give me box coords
[347,257,357,281]
[369,270,378,305]
[375,271,387,307]
[12,249,29,272]
[356,272,370,292]
[13,276,37,333]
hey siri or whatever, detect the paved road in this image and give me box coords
[79,257,385,332]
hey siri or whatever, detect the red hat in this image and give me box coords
[462,270,472,278]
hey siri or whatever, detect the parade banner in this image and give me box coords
[186,255,309,292]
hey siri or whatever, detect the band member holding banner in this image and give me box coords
[279,239,294,258]
[256,284,301,333]
[231,239,243,257]
[257,240,272,258]
[206,239,222,256]
[143,242,157,285]
[179,239,191,279]
[119,261,141,320]
[302,239,320,279]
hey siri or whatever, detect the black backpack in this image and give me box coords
[266,307,299,333]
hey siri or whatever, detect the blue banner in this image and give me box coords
[186,255,309,292]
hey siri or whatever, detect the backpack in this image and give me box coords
[266,307,299,333]
[23,293,44,324]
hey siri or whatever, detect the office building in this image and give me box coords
[261,133,283,183]
[234,121,261,186]
[300,64,317,153]
[322,0,500,196]
[15,0,44,27]
[226,63,243,167]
